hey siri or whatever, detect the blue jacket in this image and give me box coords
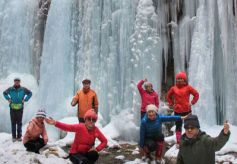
[139,114,181,148]
[3,86,32,109]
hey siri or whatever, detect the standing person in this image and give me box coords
[45,109,107,164]
[137,78,159,119]
[23,110,48,154]
[71,79,99,123]
[177,115,230,164]
[139,104,187,163]
[166,72,199,145]
[3,78,32,142]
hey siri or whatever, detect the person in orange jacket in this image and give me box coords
[23,109,48,154]
[166,72,199,145]
[71,79,99,123]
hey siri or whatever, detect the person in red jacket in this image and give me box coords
[137,78,159,119]
[45,109,107,164]
[166,72,199,145]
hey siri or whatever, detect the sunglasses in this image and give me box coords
[86,117,96,123]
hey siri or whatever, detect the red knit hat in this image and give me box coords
[84,109,98,121]
[176,72,187,81]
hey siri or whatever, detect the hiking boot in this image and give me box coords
[141,156,150,163]
[156,158,165,164]
[12,137,17,142]
[17,137,22,141]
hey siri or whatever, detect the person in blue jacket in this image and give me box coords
[3,78,32,142]
[139,104,187,163]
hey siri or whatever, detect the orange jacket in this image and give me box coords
[23,118,48,144]
[73,89,99,118]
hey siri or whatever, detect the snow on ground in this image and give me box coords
[0,115,236,164]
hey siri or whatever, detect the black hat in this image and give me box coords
[82,79,91,84]
[14,78,21,81]
[184,114,200,129]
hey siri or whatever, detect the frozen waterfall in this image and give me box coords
[0,0,236,140]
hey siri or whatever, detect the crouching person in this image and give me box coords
[45,109,107,164]
[140,104,186,163]
[23,110,48,153]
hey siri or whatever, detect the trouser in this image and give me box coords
[10,109,23,138]
[141,112,146,120]
[24,138,45,154]
[144,134,164,159]
[69,151,99,164]
[175,111,191,143]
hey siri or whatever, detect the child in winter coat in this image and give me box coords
[23,110,48,153]
[166,72,199,145]
[45,109,107,164]
[137,78,159,119]
[139,104,187,163]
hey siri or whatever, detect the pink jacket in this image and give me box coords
[23,118,48,144]
[137,80,159,113]
[55,122,107,154]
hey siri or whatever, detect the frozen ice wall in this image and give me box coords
[0,0,237,139]
[39,0,75,119]
[0,0,37,77]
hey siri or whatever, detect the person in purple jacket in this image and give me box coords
[139,104,187,163]
[137,78,159,119]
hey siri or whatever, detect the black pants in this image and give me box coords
[69,151,99,164]
[24,138,45,154]
[10,109,23,138]
[175,111,191,132]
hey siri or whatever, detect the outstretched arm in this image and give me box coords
[137,79,146,94]
[45,117,79,132]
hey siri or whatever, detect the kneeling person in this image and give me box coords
[23,110,48,153]
[140,104,185,163]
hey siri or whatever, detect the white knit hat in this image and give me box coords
[36,109,46,118]
[146,104,158,113]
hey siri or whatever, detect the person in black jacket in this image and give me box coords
[177,115,230,164]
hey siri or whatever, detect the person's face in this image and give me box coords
[36,117,45,123]
[176,78,186,85]
[147,110,156,120]
[85,117,96,130]
[145,84,153,93]
[83,83,90,90]
[14,80,20,87]
[185,126,199,138]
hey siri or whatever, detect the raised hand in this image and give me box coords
[45,117,56,125]
[223,120,230,134]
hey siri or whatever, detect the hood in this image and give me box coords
[176,72,187,81]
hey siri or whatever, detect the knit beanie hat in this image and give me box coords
[184,114,200,129]
[144,82,153,88]
[146,104,158,113]
[82,79,91,84]
[36,109,46,118]
[84,109,98,121]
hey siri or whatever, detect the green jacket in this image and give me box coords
[177,130,230,164]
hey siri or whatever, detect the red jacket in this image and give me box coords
[137,80,159,113]
[166,72,199,113]
[55,122,107,154]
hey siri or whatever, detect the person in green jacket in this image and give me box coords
[177,114,230,164]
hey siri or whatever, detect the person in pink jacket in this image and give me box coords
[137,79,159,119]
[23,110,48,153]
[166,72,199,145]
[45,109,107,164]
